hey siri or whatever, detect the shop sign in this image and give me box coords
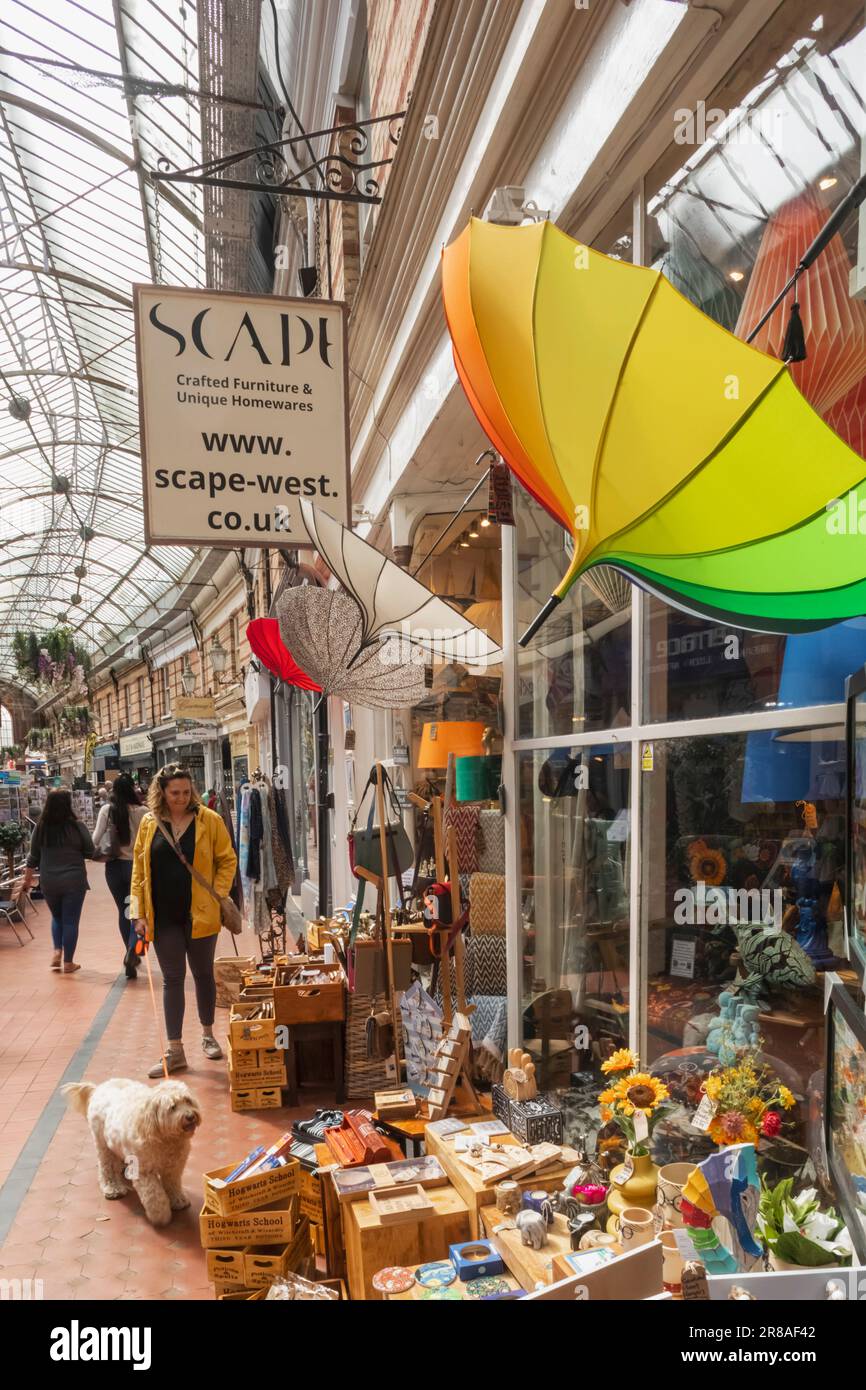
[173,695,216,720]
[119,732,153,757]
[174,724,219,744]
[135,285,350,549]
[92,743,119,759]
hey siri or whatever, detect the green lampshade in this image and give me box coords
[455,754,502,802]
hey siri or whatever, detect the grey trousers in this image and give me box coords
[152,918,218,1039]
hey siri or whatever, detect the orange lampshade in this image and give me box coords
[417,720,486,769]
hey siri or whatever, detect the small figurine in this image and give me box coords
[515,1209,547,1251]
[825,1279,846,1301]
[728,1285,756,1300]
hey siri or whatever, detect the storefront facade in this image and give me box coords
[322,0,866,1137]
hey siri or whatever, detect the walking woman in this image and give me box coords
[93,774,147,980]
[22,789,94,974]
[130,763,237,1077]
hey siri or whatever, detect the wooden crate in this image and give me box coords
[242,1218,312,1289]
[230,1085,282,1113]
[206,1247,246,1284]
[344,1182,471,1301]
[273,962,345,1024]
[199,1194,298,1249]
[203,1158,299,1217]
[299,1168,324,1224]
[227,1042,286,1087]
[228,1003,277,1051]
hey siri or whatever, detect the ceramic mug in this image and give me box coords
[614,1206,655,1252]
[656,1162,694,1229]
[578,1230,621,1255]
[661,1229,684,1296]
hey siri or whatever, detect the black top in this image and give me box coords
[27,820,94,897]
[150,818,196,927]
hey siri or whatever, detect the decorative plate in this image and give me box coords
[414,1260,457,1289]
[372,1266,416,1295]
[464,1276,511,1299]
[419,1287,462,1300]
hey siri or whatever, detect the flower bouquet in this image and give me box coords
[598,1050,676,1224]
[756,1178,852,1268]
[599,1049,673,1155]
[700,1052,795,1148]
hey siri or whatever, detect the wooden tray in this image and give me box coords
[368,1183,434,1225]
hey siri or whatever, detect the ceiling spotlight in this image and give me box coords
[728,270,745,283]
[459,534,470,548]
[80,525,95,542]
[468,526,480,539]
[73,564,87,580]
[480,517,491,528]
[818,175,838,191]
[7,394,31,422]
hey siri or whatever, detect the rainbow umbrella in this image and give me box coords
[441,216,866,639]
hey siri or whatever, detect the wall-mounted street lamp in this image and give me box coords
[180,656,196,696]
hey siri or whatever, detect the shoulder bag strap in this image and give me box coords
[157,817,221,906]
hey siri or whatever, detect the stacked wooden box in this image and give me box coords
[227,1001,285,1112]
[201,1154,311,1298]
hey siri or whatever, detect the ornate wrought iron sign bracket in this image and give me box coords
[151,111,406,205]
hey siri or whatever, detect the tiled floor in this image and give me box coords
[0,873,335,1300]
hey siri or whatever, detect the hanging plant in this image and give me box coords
[25,727,52,751]
[12,627,90,692]
[59,705,92,737]
[0,745,24,763]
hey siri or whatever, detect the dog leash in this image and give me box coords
[138,936,169,1081]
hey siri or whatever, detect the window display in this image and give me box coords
[518,746,630,1136]
[640,730,846,1105]
[825,982,866,1264]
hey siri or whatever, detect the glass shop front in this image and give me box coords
[510,1,866,1183]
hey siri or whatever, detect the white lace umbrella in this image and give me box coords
[300,500,503,668]
[276,585,426,709]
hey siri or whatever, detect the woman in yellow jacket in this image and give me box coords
[131,763,238,1078]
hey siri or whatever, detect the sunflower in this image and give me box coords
[779,1085,795,1110]
[688,841,727,886]
[599,1088,617,1105]
[601,1048,637,1075]
[610,1073,669,1114]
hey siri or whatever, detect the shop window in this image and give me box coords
[518,745,631,1137]
[638,7,866,724]
[644,601,866,722]
[516,485,631,738]
[640,729,846,1125]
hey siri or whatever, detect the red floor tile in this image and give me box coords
[0,873,344,1300]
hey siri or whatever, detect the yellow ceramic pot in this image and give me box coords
[606,1152,659,1233]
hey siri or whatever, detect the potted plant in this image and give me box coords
[0,822,28,880]
[756,1177,853,1269]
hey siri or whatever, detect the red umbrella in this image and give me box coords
[246,618,322,691]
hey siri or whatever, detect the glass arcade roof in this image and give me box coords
[0,0,209,686]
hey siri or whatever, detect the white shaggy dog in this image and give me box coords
[62,1078,202,1227]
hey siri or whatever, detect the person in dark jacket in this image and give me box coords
[22,789,94,973]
